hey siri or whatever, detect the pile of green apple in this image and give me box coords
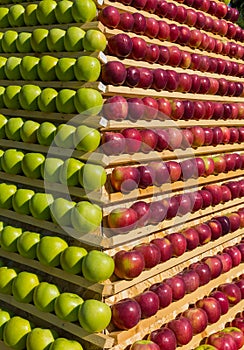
[0,0,99,27]
[0,182,103,234]
[0,310,85,350]
[0,84,103,115]
[0,264,112,332]
[0,147,107,190]
[0,55,101,82]
[0,27,106,53]
[0,114,102,152]
[0,222,115,282]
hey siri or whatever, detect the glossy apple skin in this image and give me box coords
[167,232,187,257]
[202,256,223,279]
[223,246,242,267]
[179,270,200,293]
[232,318,244,333]
[108,208,138,233]
[226,213,241,233]
[210,290,229,315]
[165,276,186,300]
[134,243,161,269]
[207,332,238,350]
[220,327,244,349]
[183,307,208,334]
[181,227,200,250]
[189,262,211,286]
[111,298,141,330]
[196,297,222,324]
[217,252,233,273]
[131,201,150,227]
[135,291,160,318]
[218,283,242,305]
[149,327,177,350]
[215,216,231,235]
[110,166,140,193]
[168,317,193,345]
[207,219,222,240]
[151,237,172,262]
[149,282,173,308]
[114,250,145,279]
[195,223,212,245]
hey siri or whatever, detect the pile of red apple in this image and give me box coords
[103,95,244,121]
[108,179,244,233]
[113,208,244,279]
[103,126,244,155]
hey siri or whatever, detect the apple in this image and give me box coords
[4,56,21,80]
[203,185,222,205]
[167,232,187,257]
[71,201,102,234]
[26,328,57,350]
[215,216,230,235]
[183,307,208,334]
[102,132,125,155]
[74,56,101,82]
[0,267,17,294]
[202,256,223,279]
[21,152,45,179]
[99,6,120,28]
[42,157,64,183]
[38,88,58,113]
[207,332,238,350]
[114,250,145,279]
[226,213,241,232]
[20,120,40,143]
[17,230,40,259]
[232,318,244,333]
[103,95,128,121]
[54,292,84,322]
[36,0,57,24]
[55,57,76,81]
[220,327,244,349]
[235,279,244,299]
[0,183,17,209]
[179,269,200,293]
[50,198,75,227]
[138,165,155,189]
[37,235,68,267]
[130,340,160,350]
[165,275,186,300]
[54,124,75,149]
[79,299,111,332]
[36,121,57,147]
[79,163,106,191]
[47,28,66,52]
[81,250,114,282]
[110,166,140,193]
[165,196,179,220]
[0,7,9,28]
[56,89,76,114]
[210,290,229,315]
[82,29,107,52]
[12,189,35,215]
[140,129,158,153]
[166,161,181,182]
[122,127,142,153]
[207,219,222,240]
[3,316,32,350]
[125,67,140,86]
[196,297,222,324]
[0,309,11,340]
[190,262,211,286]
[135,291,159,318]
[218,283,242,305]
[134,243,161,269]
[30,28,49,52]
[149,327,177,350]
[181,227,200,250]
[108,207,138,233]
[24,4,38,26]
[59,246,87,275]
[72,0,96,23]
[0,114,7,138]
[2,30,18,53]
[111,298,141,330]
[0,149,23,175]
[194,223,212,245]
[29,193,54,221]
[102,61,126,86]
[49,338,83,350]
[131,201,150,227]
[151,237,172,262]
[33,281,60,313]
[59,158,83,186]
[168,317,193,345]
[4,86,21,111]
[12,271,40,303]
[74,87,103,116]
[38,55,58,81]
[64,27,85,52]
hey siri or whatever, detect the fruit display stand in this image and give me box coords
[0,0,243,349]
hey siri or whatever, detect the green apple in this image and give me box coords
[24,4,38,26]
[16,32,32,53]
[1,149,24,175]
[55,57,76,81]
[37,88,58,112]
[20,56,40,81]
[0,32,3,53]
[81,250,114,282]
[194,346,218,350]
[71,201,102,234]
[0,57,7,79]
[74,88,103,116]
[36,0,57,25]
[50,198,75,227]
[3,86,22,110]
[20,120,40,143]
[0,150,4,170]
[0,267,17,294]
[19,85,42,111]
[5,117,23,140]
[78,299,111,332]
[64,27,85,52]
[33,281,60,313]
[55,0,74,24]
[0,114,8,139]
[12,271,40,303]
[0,309,11,339]
[30,28,49,53]
[41,157,63,183]
[54,124,75,148]
[74,125,101,152]
[17,230,40,259]
[0,87,5,108]
[12,188,35,215]
[8,4,25,27]
[56,89,76,114]
[3,316,32,350]
[38,55,58,81]
[74,57,101,82]
[26,328,57,350]
[0,225,22,252]
[59,158,84,186]
[72,0,96,23]
[21,152,45,179]
[0,8,9,28]
[47,28,66,52]
[79,164,106,191]
[2,30,18,53]
[4,56,22,80]
[0,183,17,209]
[83,30,107,52]
[49,338,83,350]
[29,193,54,220]
[37,122,56,146]
[36,235,68,267]
[60,246,87,274]
[54,292,84,322]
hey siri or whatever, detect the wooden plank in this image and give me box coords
[0,341,12,350]
[104,85,244,102]
[0,293,114,349]
[109,266,244,348]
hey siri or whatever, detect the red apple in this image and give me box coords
[150,327,177,350]
[167,232,187,257]
[108,208,138,233]
[207,219,222,240]
[112,298,141,329]
[110,166,140,192]
[127,98,144,122]
[183,307,208,334]
[195,223,212,245]
[165,275,186,300]
[179,270,200,293]
[167,317,193,345]
[151,237,172,262]
[114,250,145,279]
[223,246,242,266]
[202,256,223,279]
[134,243,161,268]
[190,262,211,286]
[99,6,120,28]
[122,127,142,153]
[207,332,238,350]
[196,297,221,324]
[131,201,150,227]
[217,252,233,273]
[140,129,158,153]
[210,290,229,315]
[181,227,200,250]
[102,132,125,155]
[149,282,173,308]
[135,291,160,318]
[108,33,133,57]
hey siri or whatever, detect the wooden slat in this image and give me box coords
[0,293,114,349]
